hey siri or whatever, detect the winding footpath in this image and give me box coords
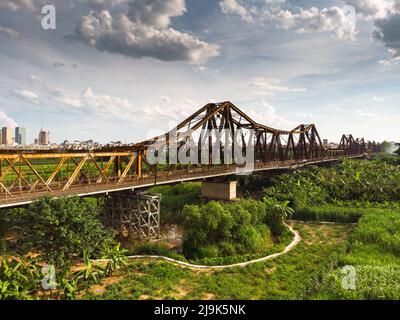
[94,223,301,270]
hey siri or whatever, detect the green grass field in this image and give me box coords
[84,222,352,300]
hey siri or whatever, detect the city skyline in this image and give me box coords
[0,125,49,146]
[0,0,400,144]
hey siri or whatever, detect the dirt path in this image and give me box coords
[93,222,301,270]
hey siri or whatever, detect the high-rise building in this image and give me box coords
[15,127,26,145]
[1,127,12,145]
[38,129,50,145]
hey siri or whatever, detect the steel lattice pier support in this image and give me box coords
[103,191,161,240]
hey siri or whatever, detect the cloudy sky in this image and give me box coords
[0,0,399,144]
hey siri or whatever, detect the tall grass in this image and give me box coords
[293,205,388,223]
[315,209,400,300]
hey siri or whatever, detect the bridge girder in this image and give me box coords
[0,101,378,206]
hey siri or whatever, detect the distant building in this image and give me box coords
[38,129,50,145]
[323,139,328,147]
[15,127,26,145]
[1,127,12,145]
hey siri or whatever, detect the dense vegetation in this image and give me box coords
[3,155,400,300]
[86,222,352,300]
[150,182,201,225]
[315,210,400,299]
[0,197,126,300]
[181,199,293,261]
[265,158,400,207]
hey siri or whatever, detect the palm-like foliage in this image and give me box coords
[264,159,400,207]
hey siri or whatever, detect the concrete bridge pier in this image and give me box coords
[201,179,237,201]
[102,191,161,240]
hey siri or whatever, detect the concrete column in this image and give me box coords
[201,180,237,201]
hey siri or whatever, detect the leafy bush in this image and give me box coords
[0,246,127,300]
[264,159,400,206]
[14,197,115,268]
[151,182,201,225]
[0,211,12,254]
[0,255,42,300]
[264,198,294,235]
[133,242,172,257]
[371,153,400,165]
[132,242,187,262]
[181,200,281,259]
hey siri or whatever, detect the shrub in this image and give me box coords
[0,210,12,254]
[264,159,400,205]
[151,182,201,225]
[264,198,294,235]
[181,200,282,260]
[133,242,171,257]
[14,197,115,268]
[219,242,237,256]
[198,245,220,258]
[0,255,42,300]
[234,225,261,254]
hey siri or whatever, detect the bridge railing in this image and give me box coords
[0,154,368,207]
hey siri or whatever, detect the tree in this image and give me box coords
[380,141,392,154]
[182,200,272,259]
[394,143,400,156]
[263,198,294,235]
[15,197,115,268]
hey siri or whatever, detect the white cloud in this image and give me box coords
[243,78,306,96]
[86,0,125,10]
[274,7,358,40]
[194,65,206,72]
[127,0,186,29]
[52,86,134,118]
[220,0,254,23]
[161,96,171,102]
[220,1,358,40]
[49,85,194,124]
[0,25,21,39]
[346,0,396,20]
[295,111,319,119]
[372,95,383,101]
[0,0,37,13]
[0,111,18,128]
[11,89,40,105]
[247,102,297,130]
[344,1,400,62]
[374,13,400,60]
[29,75,42,83]
[71,1,219,64]
[353,108,377,118]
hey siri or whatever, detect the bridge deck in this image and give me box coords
[0,155,364,209]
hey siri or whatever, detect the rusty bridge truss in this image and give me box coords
[0,101,380,208]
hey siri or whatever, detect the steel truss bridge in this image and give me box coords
[0,101,379,209]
